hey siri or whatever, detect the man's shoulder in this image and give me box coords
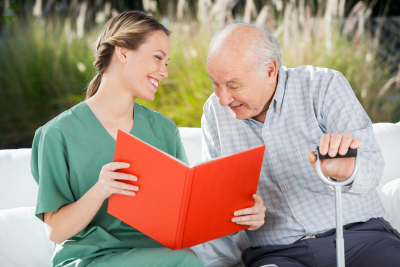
[203,93,223,114]
[286,65,338,81]
[203,92,219,108]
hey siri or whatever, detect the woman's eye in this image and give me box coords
[155,56,162,60]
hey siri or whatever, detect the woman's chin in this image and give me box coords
[139,94,156,102]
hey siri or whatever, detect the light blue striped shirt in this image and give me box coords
[201,66,385,247]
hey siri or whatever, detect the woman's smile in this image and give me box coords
[148,76,159,90]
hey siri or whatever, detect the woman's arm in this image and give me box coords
[44,162,138,244]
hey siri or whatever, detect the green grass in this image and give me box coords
[0,14,399,148]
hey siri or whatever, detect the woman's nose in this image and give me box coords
[159,64,168,79]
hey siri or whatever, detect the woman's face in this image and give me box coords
[123,30,170,101]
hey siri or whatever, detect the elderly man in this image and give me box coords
[201,23,400,267]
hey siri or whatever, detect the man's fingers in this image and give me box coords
[319,134,331,155]
[328,133,342,157]
[234,220,265,229]
[308,151,316,165]
[253,194,263,205]
[232,214,263,222]
[338,134,352,155]
[234,205,265,216]
[350,137,362,149]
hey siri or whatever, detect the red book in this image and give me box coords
[108,130,265,249]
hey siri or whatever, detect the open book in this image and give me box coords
[108,130,265,249]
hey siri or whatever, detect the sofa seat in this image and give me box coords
[0,124,399,267]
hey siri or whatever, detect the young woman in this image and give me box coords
[31,11,204,267]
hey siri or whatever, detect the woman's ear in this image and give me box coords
[115,46,128,63]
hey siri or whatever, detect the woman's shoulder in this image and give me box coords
[137,104,178,133]
[34,102,84,142]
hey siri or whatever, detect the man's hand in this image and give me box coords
[308,133,362,181]
[231,194,266,231]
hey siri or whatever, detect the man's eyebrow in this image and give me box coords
[227,78,241,83]
[207,75,242,84]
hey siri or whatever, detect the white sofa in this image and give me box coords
[1,125,400,267]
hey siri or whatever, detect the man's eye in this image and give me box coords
[155,56,162,60]
[230,86,239,89]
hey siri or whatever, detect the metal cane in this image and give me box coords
[314,146,359,267]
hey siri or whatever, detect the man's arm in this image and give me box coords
[309,71,385,194]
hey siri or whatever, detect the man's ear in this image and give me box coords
[115,46,128,63]
[265,59,278,84]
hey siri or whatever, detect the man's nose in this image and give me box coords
[218,88,233,107]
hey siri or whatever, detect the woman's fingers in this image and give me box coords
[97,162,139,198]
[111,171,138,181]
[103,162,131,171]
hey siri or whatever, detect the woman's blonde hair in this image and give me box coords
[86,11,171,99]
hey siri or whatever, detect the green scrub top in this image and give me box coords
[31,102,204,267]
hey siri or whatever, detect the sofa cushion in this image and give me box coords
[377,178,400,231]
[0,149,38,210]
[373,122,400,185]
[0,207,53,267]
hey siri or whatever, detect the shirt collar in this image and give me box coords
[272,66,288,112]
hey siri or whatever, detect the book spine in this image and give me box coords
[174,167,195,249]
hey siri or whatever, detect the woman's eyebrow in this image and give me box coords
[156,50,166,56]
[155,50,170,61]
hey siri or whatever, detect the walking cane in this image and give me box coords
[314,147,359,267]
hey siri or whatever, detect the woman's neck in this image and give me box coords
[84,73,135,126]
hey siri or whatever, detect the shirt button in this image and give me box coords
[285,185,290,190]
[277,108,281,113]
[265,128,270,132]
[273,155,278,160]
[298,213,303,217]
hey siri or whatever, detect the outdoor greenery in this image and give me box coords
[0,0,399,148]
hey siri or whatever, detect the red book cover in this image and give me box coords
[108,130,265,249]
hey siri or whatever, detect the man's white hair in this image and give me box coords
[209,23,282,77]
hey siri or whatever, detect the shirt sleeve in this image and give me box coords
[31,127,75,221]
[201,100,220,161]
[319,71,385,194]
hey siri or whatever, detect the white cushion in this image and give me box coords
[373,122,400,185]
[0,207,53,267]
[179,127,203,166]
[377,178,400,231]
[0,149,37,210]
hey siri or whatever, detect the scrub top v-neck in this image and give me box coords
[31,102,193,267]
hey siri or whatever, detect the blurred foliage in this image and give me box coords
[0,0,399,148]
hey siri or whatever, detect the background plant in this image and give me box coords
[0,0,399,148]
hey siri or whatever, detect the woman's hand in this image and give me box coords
[231,194,266,231]
[95,162,139,200]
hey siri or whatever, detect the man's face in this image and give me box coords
[207,50,274,122]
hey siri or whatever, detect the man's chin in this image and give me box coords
[229,109,251,120]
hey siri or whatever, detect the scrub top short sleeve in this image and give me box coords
[31,127,75,222]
